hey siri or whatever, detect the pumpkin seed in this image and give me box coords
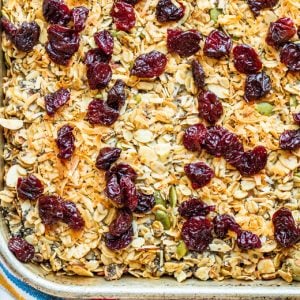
[169,185,177,208]
[155,210,170,230]
[176,241,188,259]
[255,102,274,116]
[210,8,222,23]
[154,191,166,207]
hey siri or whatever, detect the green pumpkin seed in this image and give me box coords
[135,94,142,103]
[155,210,171,230]
[256,102,274,116]
[176,241,188,259]
[290,96,298,107]
[154,191,166,207]
[210,8,222,23]
[169,185,177,208]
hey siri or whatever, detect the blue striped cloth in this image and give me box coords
[0,262,61,300]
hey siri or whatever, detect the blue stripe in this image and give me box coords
[0,263,60,300]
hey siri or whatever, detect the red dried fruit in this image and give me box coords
[94,30,114,56]
[42,0,71,25]
[87,99,119,126]
[84,49,111,66]
[45,42,72,66]
[213,214,241,239]
[110,1,136,32]
[17,175,44,201]
[105,226,133,250]
[109,208,132,236]
[183,123,207,152]
[38,195,64,225]
[280,43,300,72]
[71,6,89,32]
[272,207,300,248]
[167,29,202,57]
[203,30,232,59]
[266,17,296,49]
[131,50,167,78]
[279,129,300,150]
[134,192,155,214]
[87,62,112,90]
[1,17,40,52]
[293,113,300,126]
[221,133,244,166]
[96,147,122,171]
[181,217,213,252]
[8,237,35,263]
[56,124,75,160]
[178,198,215,219]
[198,90,223,124]
[105,174,122,205]
[107,163,138,182]
[244,72,272,102]
[236,230,262,250]
[123,0,141,4]
[234,145,268,176]
[184,162,214,189]
[120,176,138,211]
[156,0,185,23]
[191,60,205,90]
[233,44,262,74]
[246,0,279,16]
[44,88,70,116]
[107,80,126,111]
[61,201,85,230]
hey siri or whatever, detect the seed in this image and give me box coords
[154,191,166,207]
[176,240,188,259]
[210,8,222,23]
[155,210,171,230]
[255,102,274,116]
[290,96,297,107]
[169,185,177,208]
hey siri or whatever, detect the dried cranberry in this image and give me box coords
[293,113,300,126]
[183,123,207,152]
[87,62,112,90]
[272,207,300,248]
[120,176,138,211]
[84,49,111,66]
[246,0,279,16]
[44,88,70,116]
[107,163,138,182]
[131,50,167,78]
[234,145,268,176]
[123,0,141,4]
[266,17,296,49]
[221,133,244,165]
[94,30,114,56]
[8,237,35,263]
[184,162,214,189]
[105,174,122,205]
[178,198,215,219]
[167,29,202,57]
[61,201,85,230]
[191,60,205,90]
[233,44,262,74]
[96,147,122,170]
[198,90,223,124]
[181,217,213,252]
[38,195,64,225]
[45,42,72,66]
[17,175,44,201]
[134,192,155,214]
[244,72,272,102]
[87,99,119,126]
[107,80,126,111]
[42,0,71,25]
[1,18,40,53]
[109,208,132,236]
[71,6,89,32]
[213,214,240,239]
[280,43,300,72]
[203,30,232,59]
[156,0,185,23]
[56,124,75,160]
[105,226,133,250]
[279,129,300,150]
[237,230,261,250]
[110,1,136,32]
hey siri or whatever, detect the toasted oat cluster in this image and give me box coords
[0,0,300,282]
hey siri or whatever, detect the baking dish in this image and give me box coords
[1,3,300,300]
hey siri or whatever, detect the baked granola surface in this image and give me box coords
[1,0,300,282]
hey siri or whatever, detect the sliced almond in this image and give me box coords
[6,164,27,187]
[0,118,23,130]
